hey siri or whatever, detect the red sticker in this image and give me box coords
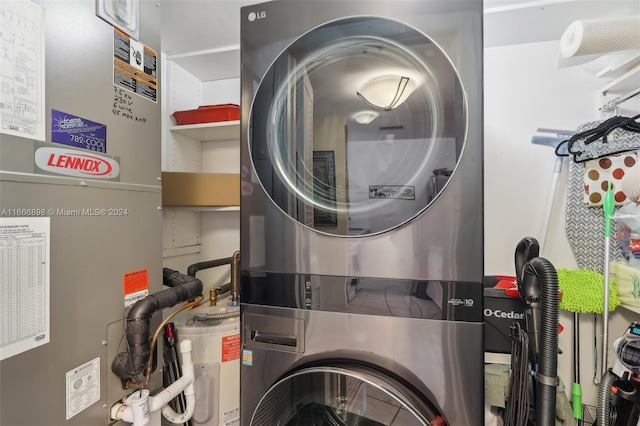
[221,334,240,362]
[123,268,149,295]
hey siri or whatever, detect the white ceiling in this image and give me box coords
[160,0,265,55]
[160,0,640,56]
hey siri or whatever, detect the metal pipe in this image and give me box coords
[601,87,640,112]
[574,312,582,426]
[231,250,240,304]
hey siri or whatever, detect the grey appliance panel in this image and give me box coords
[0,179,163,426]
[241,305,484,426]
[0,0,161,187]
[241,272,484,323]
[240,1,483,282]
[0,1,162,424]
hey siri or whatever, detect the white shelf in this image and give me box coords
[620,304,640,315]
[601,66,640,96]
[167,46,240,82]
[169,120,240,142]
[597,53,640,79]
[163,245,201,258]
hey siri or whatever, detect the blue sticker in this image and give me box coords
[242,349,253,366]
[51,110,107,153]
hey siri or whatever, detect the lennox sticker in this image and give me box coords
[35,146,120,179]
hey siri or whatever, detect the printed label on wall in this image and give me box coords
[113,28,157,102]
[0,217,50,361]
[66,357,100,420]
[0,0,45,141]
[51,110,107,153]
[222,334,240,362]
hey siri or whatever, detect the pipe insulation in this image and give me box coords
[112,268,203,380]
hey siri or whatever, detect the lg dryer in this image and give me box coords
[240,1,484,425]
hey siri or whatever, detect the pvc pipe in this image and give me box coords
[111,339,196,426]
[161,394,196,424]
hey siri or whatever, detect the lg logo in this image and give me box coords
[248,11,266,21]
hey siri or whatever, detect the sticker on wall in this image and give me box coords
[242,349,253,366]
[0,217,50,361]
[223,407,240,426]
[51,110,107,153]
[113,28,157,103]
[222,334,240,362]
[123,268,148,308]
[369,185,415,200]
[66,357,100,420]
[0,0,46,141]
[34,142,120,181]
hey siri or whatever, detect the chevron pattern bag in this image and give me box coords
[565,120,640,272]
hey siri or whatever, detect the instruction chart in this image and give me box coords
[0,0,46,140]
[0,217,50,361]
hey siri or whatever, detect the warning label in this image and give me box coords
[221,334,240,362]
[123,268,148,294]
[113,28,157,102]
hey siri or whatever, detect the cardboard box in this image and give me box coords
[162,172,239,207]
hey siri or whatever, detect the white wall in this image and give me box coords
[196,78,241,288]
[485,40,639,406]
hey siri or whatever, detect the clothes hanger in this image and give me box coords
[555,113,640,163]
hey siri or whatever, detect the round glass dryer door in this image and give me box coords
[249,16,467,236]
[250,365,444,425]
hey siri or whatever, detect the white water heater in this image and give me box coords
[170,302,240,426]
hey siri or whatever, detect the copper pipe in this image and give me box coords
[231,250,240,304]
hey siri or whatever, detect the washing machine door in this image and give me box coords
[250,364,445,426]
[249,16,466,237]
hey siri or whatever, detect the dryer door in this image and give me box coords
[250,365,445,426]
[249,16,466,237]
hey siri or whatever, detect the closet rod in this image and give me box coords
[601,87,640,112]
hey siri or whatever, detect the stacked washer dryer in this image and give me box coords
[240,2,483,425]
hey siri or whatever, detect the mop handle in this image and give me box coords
[602,183,614,376]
